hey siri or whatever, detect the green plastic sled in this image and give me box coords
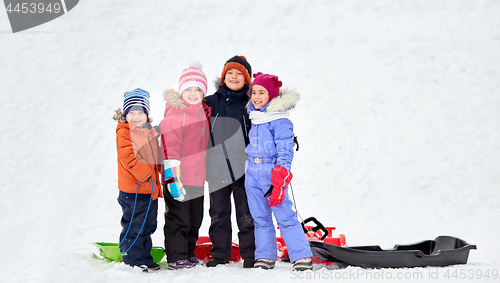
[93,242,165,263]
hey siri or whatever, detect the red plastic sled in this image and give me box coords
[277,217,346,265]
[194,236,241,264]
[193,217,346,265]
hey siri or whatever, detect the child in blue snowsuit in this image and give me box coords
[245,72,313,271]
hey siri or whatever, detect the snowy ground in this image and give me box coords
[1,0,499,282]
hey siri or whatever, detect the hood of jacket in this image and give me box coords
[247,87,300,113]
[163,88,186,116]
[213,77,224,91]
[163,87,211,118]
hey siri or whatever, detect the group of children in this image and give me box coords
[113,56,313,273]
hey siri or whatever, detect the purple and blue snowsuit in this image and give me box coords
[244,88,312,263]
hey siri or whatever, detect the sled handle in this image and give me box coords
[301,217,329,241]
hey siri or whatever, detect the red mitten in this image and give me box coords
[267,165,293,207]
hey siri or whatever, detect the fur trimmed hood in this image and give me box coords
[163,87,211,118]
[113,108,153,123]
[248,87,299,113]
[213,77,223,90]
[163,88,186,110]
[265,87,299,112]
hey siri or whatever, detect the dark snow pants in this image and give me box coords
[118,190,158,267]
[208,182,255,261]
[163,185,204,263]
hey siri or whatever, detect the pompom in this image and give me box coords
[188,60,203,70]
[274,78,283,88]
[239,55,247,60]
[253,72,263,78]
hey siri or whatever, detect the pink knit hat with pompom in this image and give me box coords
[252,72,282,101]
[178,60,208,96]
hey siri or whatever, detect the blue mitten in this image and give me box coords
[162,159,186,201]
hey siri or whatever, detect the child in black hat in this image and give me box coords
[204,55,256,268]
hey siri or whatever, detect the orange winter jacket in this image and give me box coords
[116,119,163,200]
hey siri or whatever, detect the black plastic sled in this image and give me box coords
[310,236,476,268]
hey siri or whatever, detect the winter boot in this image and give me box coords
[188,257,203,266]
[168,259,194,270]
[243,258,255,268]
[147,262,161,271]
[254,259,275,270]
[292,258,313,271]
[206,258,229,267]
[136,265,149,273]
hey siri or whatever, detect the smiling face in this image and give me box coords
[126,110,148,128]
[223,68,246,91]
[181,87,204,105]
[251,85,270,110]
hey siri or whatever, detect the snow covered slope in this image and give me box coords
[1,1,499,282]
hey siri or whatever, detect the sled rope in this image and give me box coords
[119,177,153,255]
[289,182,305,224]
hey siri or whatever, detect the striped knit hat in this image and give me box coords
[123,88,151,117]
[178,60,208,96]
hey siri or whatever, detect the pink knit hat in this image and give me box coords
[178,60,208,96]
[252,72,282,101]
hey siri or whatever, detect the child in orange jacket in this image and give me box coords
[113,88,163,272]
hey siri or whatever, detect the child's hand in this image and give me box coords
[166,179,186,201]
[163,159,186,201]
[268,165,293,207]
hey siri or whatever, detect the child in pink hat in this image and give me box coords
[159,60,210,270]
[245,72,313,271]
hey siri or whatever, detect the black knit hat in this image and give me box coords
[220,55,252,87]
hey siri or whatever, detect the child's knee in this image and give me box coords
[253,216,273,229]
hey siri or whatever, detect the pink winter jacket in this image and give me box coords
[159,88,210,187]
